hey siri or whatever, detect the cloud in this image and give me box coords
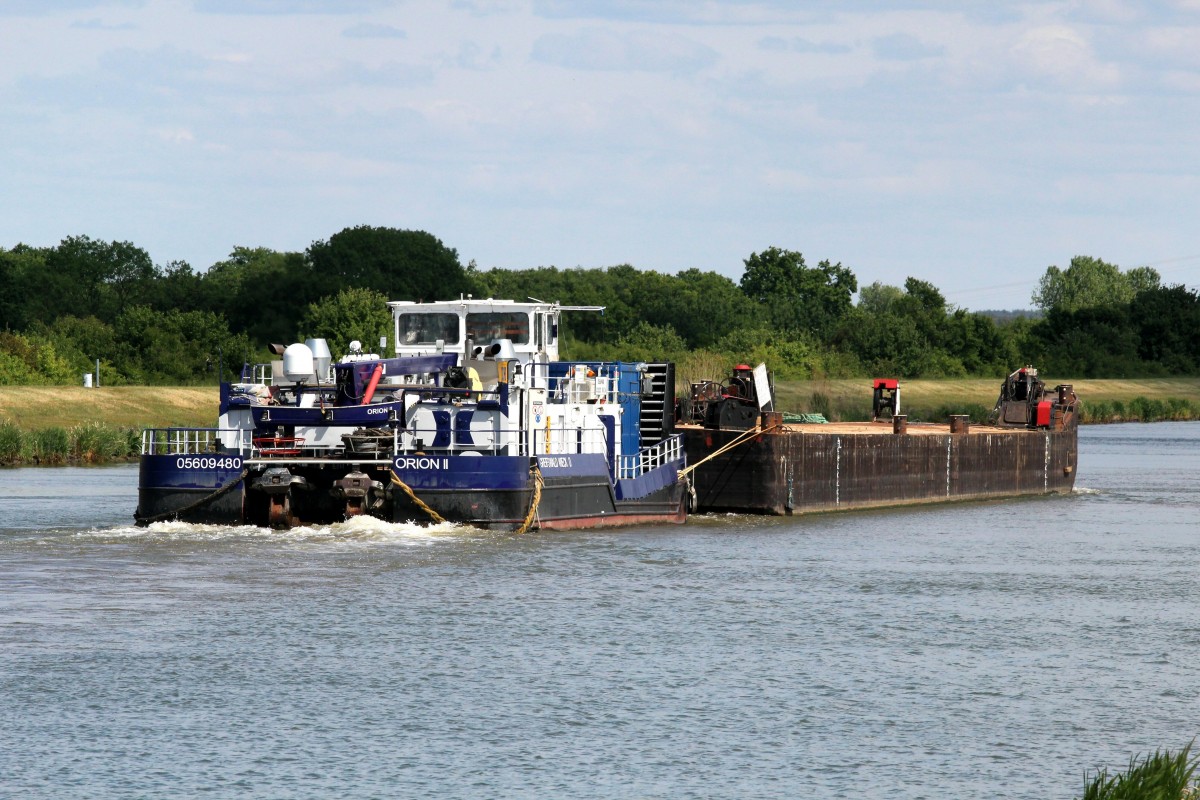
[343,22,406,38]
[532,27,718,73]
[451,0,519,14]
[533,0,728,24]
[14,46,213,112]
[872,33,945,61]
[1011,25,1121,89]
[441,42,503,70]
[69,17,137,30]
[335,60,436,88]
[532,0,1023,25]
[192,0,396,14]
[153,126,196,144]
[758,36,851,54]
[0,0,141,13]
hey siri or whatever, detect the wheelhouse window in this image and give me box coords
[397,313,460,345]
[467,312,530,345]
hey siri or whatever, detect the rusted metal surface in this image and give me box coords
[682,422,1079,515]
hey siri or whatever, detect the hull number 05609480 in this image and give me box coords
[176,456,243,470]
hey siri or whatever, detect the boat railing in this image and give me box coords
[390,419,526,457]
[238,362,274,385]
[522,361,623,405]
[142,427,254,456]
[617,433,684,480]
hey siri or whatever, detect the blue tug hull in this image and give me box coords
[136,452,687,531]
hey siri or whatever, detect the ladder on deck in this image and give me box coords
[638,362,675,447]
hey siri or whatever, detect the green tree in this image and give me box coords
[49,236,157,322]
[1023,305,1144,377]
[1130,284,1200,373]
[0,244,51,330]
[112,306,253,384]
[836,277,1011,378]
[299,288,393,355]
[857,281,905,315]
[739,247,857,336]
[307,226,472,302]
[0,330,78,385]
[145,260,203,313]
[33,315,121,380]
[1032,255,1160,313]
[199,247,313,344]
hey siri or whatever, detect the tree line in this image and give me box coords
[2,226,1198,386]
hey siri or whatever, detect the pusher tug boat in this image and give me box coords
[136,298,687,532]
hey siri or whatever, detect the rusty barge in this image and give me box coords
[679,366,1078,515]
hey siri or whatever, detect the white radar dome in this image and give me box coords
[282,342,315,383]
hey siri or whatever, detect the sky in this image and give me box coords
[3,0,1199,310]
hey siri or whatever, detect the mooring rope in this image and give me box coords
[389,472,447,524]
[134,467,250,526]
[514,464,544,535]
[677,422,782,480]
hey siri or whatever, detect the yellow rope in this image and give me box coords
[514,464,543,534]
[678,422,781,480]
[390,472,447,524]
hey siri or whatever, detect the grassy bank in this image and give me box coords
[0,386,217,431]
[0,386,216,466]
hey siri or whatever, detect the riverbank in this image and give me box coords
[3,378,1199,466]
[0,386,216,466]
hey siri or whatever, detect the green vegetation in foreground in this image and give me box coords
[1079,743,1198,800]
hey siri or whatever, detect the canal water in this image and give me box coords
[1,423,1198,799]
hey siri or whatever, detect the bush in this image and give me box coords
[1080,400,1114,424]
[0,420,23,464]
[30,426,70,464]
[125,428,142,457]
[1128,396,1165,422]
[71,422,131,463]
[1078,397,1200,424]
[1166,397,1196,420]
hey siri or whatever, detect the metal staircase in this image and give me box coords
[638,362,675,446]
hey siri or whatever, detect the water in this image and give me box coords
[1,423,1198,799]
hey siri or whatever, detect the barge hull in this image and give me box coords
[683,425,1078,515]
